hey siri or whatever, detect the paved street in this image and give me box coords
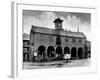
[23,58,91,69]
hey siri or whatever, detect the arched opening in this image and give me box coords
[64,47,70,54]
[71,47,76,58]
[47,46,55,57]
[56,46,62,59]
[38,45,46,59]
[78,47,83,59]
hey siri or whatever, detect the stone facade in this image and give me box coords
[28,18,88,62]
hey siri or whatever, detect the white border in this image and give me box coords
[11,2,97,78]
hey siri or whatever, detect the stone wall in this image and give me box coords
[29,30,86,62]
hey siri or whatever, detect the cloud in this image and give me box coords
[36,11,56,28]
[23,10,91,40]
[23,11,57,34]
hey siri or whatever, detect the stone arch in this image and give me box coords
[71,47,77,58]
[38,45,46,58]
[23,53,28,62]
[56,46,62,59]
[47,46,55,57]
[78,47,83,59]
[64,47,70,54]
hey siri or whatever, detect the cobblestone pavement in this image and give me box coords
[23,58,91,69]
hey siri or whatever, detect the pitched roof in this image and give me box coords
[31,25,86,38]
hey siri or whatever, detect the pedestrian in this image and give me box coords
[64,54,68,63]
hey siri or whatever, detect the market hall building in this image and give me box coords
[24,18,88,62]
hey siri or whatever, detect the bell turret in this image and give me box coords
[53,17,63,30]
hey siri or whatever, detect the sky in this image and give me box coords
[23,10,91,41]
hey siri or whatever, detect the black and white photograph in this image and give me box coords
[23,10,91,69]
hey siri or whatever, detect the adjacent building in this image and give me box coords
[23,34,30,62]
[86,40,91,58]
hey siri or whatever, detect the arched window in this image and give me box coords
[56,36,61,45]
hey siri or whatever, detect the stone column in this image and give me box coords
[76,48,79,59]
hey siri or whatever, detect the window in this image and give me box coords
[23,48,28,53]
[65,37,68,42]
[79,39,82,43]
[72,38,75,42]
[23,42,27,46]
[56,36,61,45]
[24,41,29,46]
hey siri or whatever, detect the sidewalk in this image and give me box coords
[23,58,91,69]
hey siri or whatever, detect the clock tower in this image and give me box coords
[53,17,63,30]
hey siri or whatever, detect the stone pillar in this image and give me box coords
[69,48,71,60]
[76,48,79,59]
[30,45,34,62]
